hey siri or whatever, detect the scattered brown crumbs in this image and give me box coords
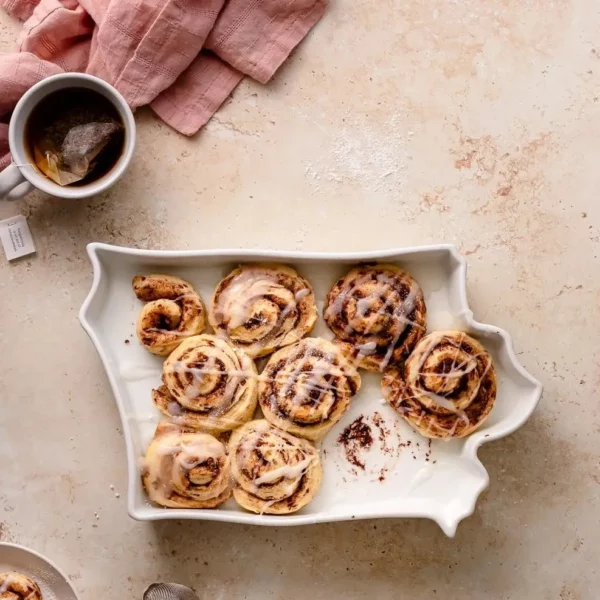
[337,416,373,470]
[337,412,435,477]
[371,411,392,454]
[124,339,130,344]
[425,439,432,462]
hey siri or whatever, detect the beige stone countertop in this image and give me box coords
[1,2,599,598]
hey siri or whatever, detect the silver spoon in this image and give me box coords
[144,583,200,600]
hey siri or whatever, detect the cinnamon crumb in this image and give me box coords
[371,411,392,454]
[337,416,373,470]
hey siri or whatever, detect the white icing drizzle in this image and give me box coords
[215,269,310,333]
[265,345,354,424]
[155,439,224,462]
[259,499,279,516]
[394,332,495,436]
[225,279,289,328]
[445,417,461,439]
[0,574,38,600]
[147,433,228,504]
[162,361,331,422]
[146,327,197,337]
[165,343,251,415]
[234,422,316,509]
[326,269,425,369]
[253,457,314,486]
[211,267,316,359]
[0,576,12,594]
[295,288,311,302]
[413,332,491,418]
[161,338,357,426]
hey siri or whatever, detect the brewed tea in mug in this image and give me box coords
[25,87,125,187]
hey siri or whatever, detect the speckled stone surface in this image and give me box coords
[0,2,599,598]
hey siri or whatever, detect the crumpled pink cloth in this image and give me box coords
[0,0,327,170]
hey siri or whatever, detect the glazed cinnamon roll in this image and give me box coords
[229,420,323,514]
[133,274,206,356]
[382,331,497,439]
[153,334,258,434]
[258,337,361,441]
[142,422,231,509]
[0,572,42,600]
[209,264,318,358]
[324,264,427,372]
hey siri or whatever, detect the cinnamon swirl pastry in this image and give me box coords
[153,334,258,434]
[258,337,361,441]
[0,572,42,600]
[209,264,318,358]
[382,330,497,439]
[229,420,322,514]
[133,274,206,356]
[324,264,427,372]
[142,422,231,508]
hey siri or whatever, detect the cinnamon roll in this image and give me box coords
[133,274,206,356]
[382,330,497,439]
[324,264,427,372]
[209,264,318,358]
[258,337,361,441]
[229,420,323,514]
[153,334,258,434]
[0,572,42,600]
[142,422,231,508]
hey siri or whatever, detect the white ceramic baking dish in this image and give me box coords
[79,243,542,536]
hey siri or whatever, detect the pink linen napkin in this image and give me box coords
[0,0,327,171]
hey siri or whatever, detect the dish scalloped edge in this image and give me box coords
[79,243,543,537]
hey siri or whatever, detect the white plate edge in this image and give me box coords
[0,542,80,599]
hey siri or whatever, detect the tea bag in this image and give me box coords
[31,104,124,186]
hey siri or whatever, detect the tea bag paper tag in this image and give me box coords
[0,215,36,261]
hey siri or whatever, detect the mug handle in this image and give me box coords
[0,164,33,200]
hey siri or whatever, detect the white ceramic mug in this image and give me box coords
[0,73,136,200]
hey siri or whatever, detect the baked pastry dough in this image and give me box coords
[133,274,205,356]
[229,420,322,514]
[143,422,231,508]
[0,572,42,600]
[324,264,427,371]
[382,330,497,439]
[258,337,361,441]
[153,335,258,434]
[209,264,317,358]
